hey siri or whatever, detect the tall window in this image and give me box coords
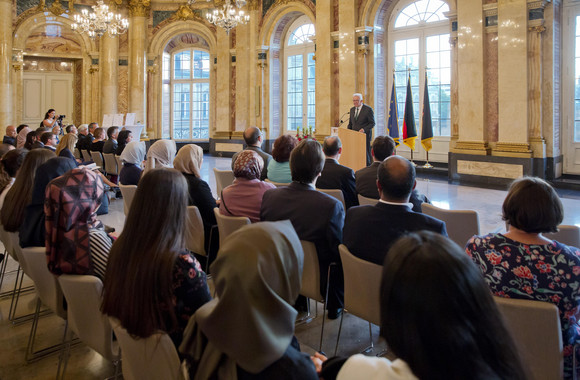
[285,17,315,131]
[390,0,450,136]
[162,49,210,140]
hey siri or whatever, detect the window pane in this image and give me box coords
[288,23,315,45]
[174,51,191,80]
[192,83,210,139]
[394,0,449,28]
[193,50,210,79]
[287,54,303,130]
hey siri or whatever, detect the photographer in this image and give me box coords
[41,109,65,129]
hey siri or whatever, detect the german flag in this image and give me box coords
[421,73,433,152]
[402,74,417,150]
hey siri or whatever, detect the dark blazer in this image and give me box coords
[183,173,219,258]
[103,139,118,154]
[77,133,94,151]
[3,136,15,146]
[90,140,105,153]
[316,158,359,209]
[260,182,345,309]
[343,202,447,265]
[231,146,272,181]
[347,104,375,165]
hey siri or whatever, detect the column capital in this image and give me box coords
[128,0,150,17]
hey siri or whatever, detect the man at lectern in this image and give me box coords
[347,93,375,166]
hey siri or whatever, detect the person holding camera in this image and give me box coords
[42,109,64,129]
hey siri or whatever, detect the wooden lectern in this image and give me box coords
[337,127,366,172]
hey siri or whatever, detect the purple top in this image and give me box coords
[219,178,276,223]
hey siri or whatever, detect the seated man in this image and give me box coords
[41,132,57,152]
[3,125,16,146]
[355,135,429,212]
[103,126,119,154]
[261,139,345,319]
[316,136,358,209]
[344,155,447,265]
[231,126,272,180]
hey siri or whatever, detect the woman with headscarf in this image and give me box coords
[173,144,218,260]
[119,141,146,186]
[180,221,318,380]
[144,139,176,173]
[16,126,31,149]
[19,157,77,247]
[45,168,112,280]
[219,150,275,223]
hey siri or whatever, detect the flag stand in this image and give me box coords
[423,151,433,168]
[410,149,416,167]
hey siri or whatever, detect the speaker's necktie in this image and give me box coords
[355,107,359,120]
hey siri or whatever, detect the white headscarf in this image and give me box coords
[120,141,146,166]
[173,144,203,178]
[144,140,176,173]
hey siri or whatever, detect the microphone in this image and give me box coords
[338,111,350,126]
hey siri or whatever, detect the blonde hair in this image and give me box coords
[55,133,78,156]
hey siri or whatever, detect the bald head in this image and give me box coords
[5,125,16,138]
[243,126,262,147]
[322,136,342,158]
[377,155,416,202]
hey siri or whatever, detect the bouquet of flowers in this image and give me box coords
[296,126,315,142]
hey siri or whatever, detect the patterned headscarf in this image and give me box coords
[233,150,264,180]
[16,127,31,149]
[45,168,104,276]
[144,139,176,173]
[173,144,203,178]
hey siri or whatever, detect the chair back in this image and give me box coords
[338,244,382,325]
[494,296,563,380]
[357,194,378,206]
[213,168,234,196]
[119,184,138,216]
[81,150,92,163]
[186,206,206,256]
[19,246,66,319]
[109,318,180,380]
[58,274,119,361]
[115,155,123,172]
[545,225,580,248]
[265,179,289,187]
[300,241,322,302]
[90,151,105,173]
[73,148,81,160]
[103,153,119,175]
[213,208,250,247]
[317,188,346,211]
[421,203,480,247]
[0,225,15,261]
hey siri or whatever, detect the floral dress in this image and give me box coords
[466,233,580,380]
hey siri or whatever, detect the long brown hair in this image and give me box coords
[101,168,189,338]
[1,149,55,231]
[55,133,78,156]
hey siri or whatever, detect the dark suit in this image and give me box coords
[316,158,359,209]
[260,182,345,309]
[231,146,272,181]
[347,104,375,165]
[3,136,15,146]
[343,202,447,265]
[103,139,118,154]
[77,133,94,151]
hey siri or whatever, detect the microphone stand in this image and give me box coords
[336,111,350,128]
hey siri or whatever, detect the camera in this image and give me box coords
[58,115,66,121]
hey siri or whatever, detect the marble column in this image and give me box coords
[355,28,372,102]
[214,28,231,137]
[315,0,333,137]
[337,0,356,117]
[256,47,268,131]
[128,0,149,138]
[234,24,250,132]
[0,0,13,129]
[100,34,119,117]
[528,24,546,158]
[247,3,259,129]
[452,0,489,154]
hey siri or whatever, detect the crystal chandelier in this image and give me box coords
[71,0,129,38]
[206,0,250,35]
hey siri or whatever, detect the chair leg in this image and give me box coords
[0,249,8,290]
[319,263,335,353]
[56,326,73,380]
[8,268,40,325]
[362,322,374,353]
[333,309,345,356]
[26,299,72,363]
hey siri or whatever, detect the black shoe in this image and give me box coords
[327,308,343,320]
[294,296,309,312]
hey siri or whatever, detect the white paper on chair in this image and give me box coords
[102,114,114,129]
[112,114,124,127]
[124,113,136,126]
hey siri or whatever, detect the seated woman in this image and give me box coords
[173,144,218,259]
[115,130,132,156]
[119,141,145,186]
[219,150,275,223]
[144,139,176,173]
[55,133,79,164]
[90,127,106,152]
[180,221,318,380]
[19,157,77,247]
[267,134,298,184]
[24,131,36,151]
[331,231,525,380]
[466,176,580,380]
[45,168,112,280]
[1,149,54,232]
[101,169,211,348]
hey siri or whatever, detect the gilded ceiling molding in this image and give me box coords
[129,0,151,17]
[172,4,204,22]
[49,0,67,16]
[247,0,260,11]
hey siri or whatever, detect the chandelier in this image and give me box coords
[206,0,249,35]
[71,0,129,38]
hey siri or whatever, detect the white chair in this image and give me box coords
[73,148,81,160]
[115,155,123,173]
[317,188,346,211]
[186,206,214,274]
[357,194,378,206]
[18,246,69,362]
[5,231,37,323]
[546,225,580,248]
[213,208,250,247]
[90,151,106,174]
[213,168,234,196]
[421,203,480,248]
[58,275,120,378]
[103,153,119,176]
[81,149,92,163]
[334,244,382,355]
[119,184,137,216]
[109,318,180,380]
[494,296,563,380]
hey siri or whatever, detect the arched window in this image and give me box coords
[284,16,315,132]
[162,48,210,140]
[389,0,451,138]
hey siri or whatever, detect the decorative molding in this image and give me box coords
[527,0,549,10]
[129,0,151,17]
[172,4,203,21]
[49,0,67,16]
[453,140,490,151]
[483,3,498,17]
[89,65,99,73]
[528,25,546,33]
[449,36,458,47]
[247,0,260,11]
[494,142,531,153]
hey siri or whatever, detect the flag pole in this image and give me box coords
[407,67,416,166]
[423,150,433,168]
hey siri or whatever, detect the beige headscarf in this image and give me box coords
[16,127,31,149]
[180,220,304,379]
[144,139,176,173]
[173,144,203,178]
